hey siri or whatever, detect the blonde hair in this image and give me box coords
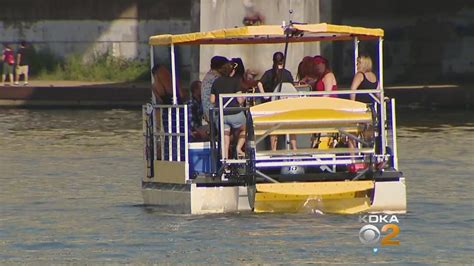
[358,55,373,72]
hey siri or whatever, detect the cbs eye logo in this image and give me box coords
[359,224,400,246]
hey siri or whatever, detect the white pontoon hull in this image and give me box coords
[142,184,251,214]
[142,179,406,215]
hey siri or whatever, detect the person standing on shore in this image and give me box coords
[15,41,30,86]
[1,44,15,86]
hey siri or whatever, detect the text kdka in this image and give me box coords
[359,214,400,224]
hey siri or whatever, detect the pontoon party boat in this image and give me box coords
[142,23,407,214]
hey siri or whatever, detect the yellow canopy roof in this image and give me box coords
[149,23,383,46]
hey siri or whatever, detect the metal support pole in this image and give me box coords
[378,38,384,93]
[219,95,225,168]
[354,37,359,75]
[150,46,156,104]
[378,37,386,154]
[170,43,178,105]
[184,106,189,180]
[149,46,157,162]
[167,108,172,161]
[256,170,279,183]
[209,108,217,174]
[176,107,181,161]
[391,98,398,169]
[160,108,165,160]
[170,44,178,161]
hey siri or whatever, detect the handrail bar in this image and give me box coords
[219,89,381,99]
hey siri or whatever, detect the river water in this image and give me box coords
[0,108,472,264]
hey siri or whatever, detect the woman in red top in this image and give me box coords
[313,56,337,97]
[297,56,317,88]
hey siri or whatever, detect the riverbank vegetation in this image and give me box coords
[29,49,149,82]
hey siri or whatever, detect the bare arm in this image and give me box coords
[17,53,21,65]
[349,72,364,101]
[236,91,245,104]
[151,80,165,104]
[210,93,216,104]
[257,81,265,93]
[323,73,337,97]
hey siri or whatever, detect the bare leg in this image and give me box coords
[1,74,5,83]
[348,138,357,166]
[235,125,246,156]
[24,68,28,84]
[290,134,297,150]
[223,130,231,159]
[270,135,278,151]
[348,138,356,149]
[8,74,13,85]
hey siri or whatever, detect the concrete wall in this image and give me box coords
[3,0,472,86]
[1,20,192,60]
[325,0,474,85]
[199,0,320,80]
[0,0,193,60]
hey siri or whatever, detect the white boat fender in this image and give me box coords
[281,165,305,175]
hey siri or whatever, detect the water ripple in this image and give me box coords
[0,109,472,264]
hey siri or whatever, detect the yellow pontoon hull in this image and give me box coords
[254,181,374,214]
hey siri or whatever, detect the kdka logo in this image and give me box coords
[359,214,400,247]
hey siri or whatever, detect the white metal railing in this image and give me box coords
[151,104,189,179]
[217,89,386,170]
[219,89,382,100]
[144,89,396,180]
[388,98,398,169]
[143,103,191,180]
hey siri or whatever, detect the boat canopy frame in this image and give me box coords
[147,22,392,181]
[148,22,385,104]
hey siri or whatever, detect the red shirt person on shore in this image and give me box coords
[2,44,15,86]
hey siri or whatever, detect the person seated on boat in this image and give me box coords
[231,57,260,107]
[243,68,260,106]
[151,64,184,104]
[201,56,229,123]
[313,55,338,97]
[231,57,254,92]
[349,54,379,101]
[256,51,294,102]
[210,59,246,159]
[310,56,339,149]
[345,55,380,150]
[151,64,187,160]
[187,80,209,142]
[296,56,317,90]
[256,52,296,151]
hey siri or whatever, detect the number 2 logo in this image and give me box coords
[380,224,400,246]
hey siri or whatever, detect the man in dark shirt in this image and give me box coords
[15,41,30,86]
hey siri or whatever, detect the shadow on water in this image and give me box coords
[397,109,474,127]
